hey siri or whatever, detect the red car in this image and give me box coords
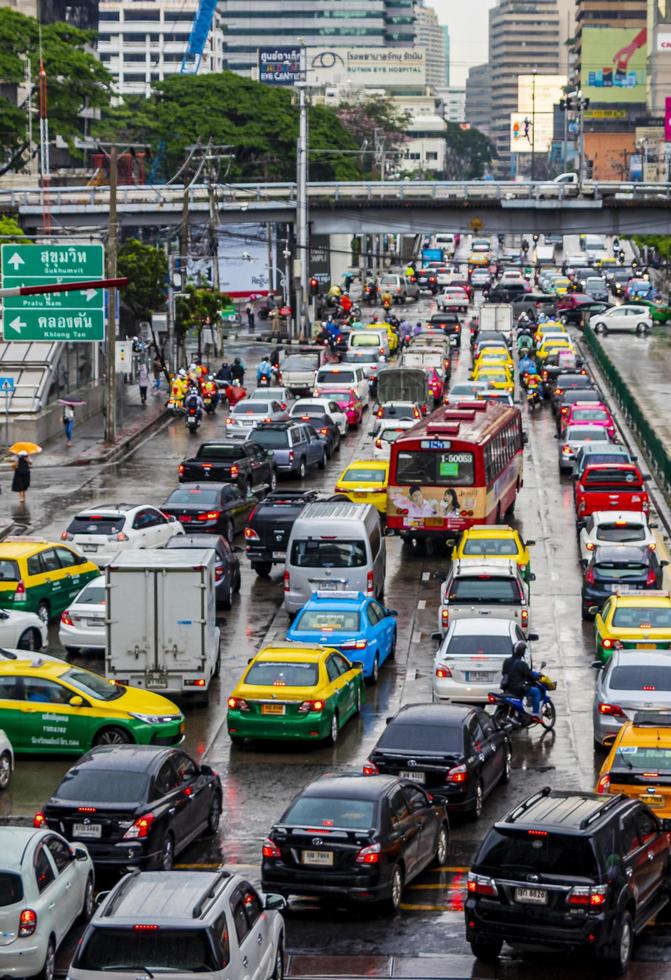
[575,463,649,527]
[324,387,364,427]
[556,292,593,311]
[560,401,616,440]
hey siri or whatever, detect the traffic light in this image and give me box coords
[309,277,319,297]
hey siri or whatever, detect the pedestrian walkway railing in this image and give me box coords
[582,325,671,502]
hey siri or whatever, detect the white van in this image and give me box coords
[314,364,369,402]
[433,233,456,256]
[348,329,390,359]
[284,501,386,614]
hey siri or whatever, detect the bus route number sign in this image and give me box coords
[422,440,450,449]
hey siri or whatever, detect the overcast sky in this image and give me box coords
[429,0,495,87]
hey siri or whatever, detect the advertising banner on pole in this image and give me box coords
[665,96,671,142]
[258,47,303,85]
[510,113,533,154]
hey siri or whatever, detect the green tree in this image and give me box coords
[0,8,112,174]
[96,71,362,182]
[117,239,168,333]
[175,282,231,359]
[0,214,27,242]
[444,122,497,180]
[336,95,409,177]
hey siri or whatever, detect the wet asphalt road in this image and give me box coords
[2,279,671,976]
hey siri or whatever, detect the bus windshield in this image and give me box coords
[395,450,475,486]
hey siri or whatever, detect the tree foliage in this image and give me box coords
[0,8,112,172]
[96,72,363,182]
[336,95,408,176]
[0,214,27,242]
[175,282,230,337]
[444,123,497,180]
[632,235,671,261]
[117,239,168,323]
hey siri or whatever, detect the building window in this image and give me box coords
[124,10,161,21]
[426,152,438,160]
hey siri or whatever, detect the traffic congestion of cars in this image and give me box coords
[2,230,671,980]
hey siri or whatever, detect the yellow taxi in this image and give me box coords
[475,348,514,371]
[471,365,514,391]
[368,321,398,353]
[475,355,515,375]
[596,715,671,821]
[226,643,365,744]
[593,591,671,662]
[0,539,99,624]
[552,277,571,296]
[534,322,567,345]
[0,658,184,755]
[335,460,389,514]
[595,256,617,269]
[536,337,576,363]
[452,524,535,582]
[468,251,490,267]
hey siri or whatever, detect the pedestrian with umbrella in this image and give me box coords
[58,396,85,447]
[8,442,40,507]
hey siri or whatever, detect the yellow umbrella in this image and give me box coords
[9,442,42,455]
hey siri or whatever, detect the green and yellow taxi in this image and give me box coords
[0,539,99,623]
[334,459,389,514]
[597,715,671,821]
[452,524,535,582]
[227,643,365,745]
[0,658,184,754]
[372,320,399,353]
[593,592,671,662]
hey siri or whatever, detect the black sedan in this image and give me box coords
[582,544,666,619]
[261,774,448,912]
[35,745,222,871]
[165,532,241,609]
[363,703,511,819]
[161,482,255,542]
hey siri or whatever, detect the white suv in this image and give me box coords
[0,826,94,980]
[61,504,184,563]
[0,729,13,789]
[69,870,285,980]
[589,305,652,336]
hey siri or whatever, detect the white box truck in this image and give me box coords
[478,303,514,342]
[104,550,220,704]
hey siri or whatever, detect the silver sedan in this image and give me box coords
[58,574,105,653]
[593,649,671,747]
[558,424,610,475]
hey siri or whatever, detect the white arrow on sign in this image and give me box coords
[9,316,26,333]
[7,253,24,271]
[80,288,97,302]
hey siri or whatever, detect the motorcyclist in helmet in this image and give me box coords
[202,374,218,407]
[518,352,538,379]
[500,641,542,719]
[184,384,204,421]
[257,357,273,384]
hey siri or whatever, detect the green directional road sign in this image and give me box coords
[1,243,105,342]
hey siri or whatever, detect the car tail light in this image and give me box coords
[367,570,374,595]
[598,701,625,718]
[288,450,295,463]
[60,531,73,541]
[435,665,452,678]
[362,761,379,776]
[14,580,26,601]
[374,438,382,448]
[467,873,497,897]
[584,566,595,585]
[646,567,658,586]
[122,814,155,840]
[283,570,290,592]
[133,924,160,931]
[244,527,259,541]
[178,464,185,477]
[560,406,569,416]
[602,639,622,651]
[355,842,380,865]
[18,909,37,937]
[446,764,468,784]
[341,639,367,649]
[33,812,46,828]
[521,609,529,627]
[184,679,206,688]
[585,542,595,551]
[441,607,449,627]
[297,700,324,713]
[227,696,250,713]
[319,427,329,436]
[262,838,281,859]
[61,609,74,627]
[562,445,572,456]
[578,500,586,515]
[215,565,225,582]
[229,464,239,479]
[568,884,609,906]
[198,511,221,521]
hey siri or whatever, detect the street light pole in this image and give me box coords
[531,71,536,182]
[105,146,118,444]
[295,52,309,341]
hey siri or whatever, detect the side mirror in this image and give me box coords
[553,433,558,439]
[73,845,89,862]
[643,474,651,481]
[662,560,669,568]
[95,890,110,909]
[522,431,529,445]
[432,571,447,582]
[352,660,365,672]
[525,540,536,547]
[264,893,287,912]
[529,573,536,581]
[233,546,243,554]
[528,632,539,641]
[591,660,604,670]
[570,472,578,481]
[539,660,547,670]
[386,609,398,617]
[69,695,84,708]
[200,763,213,776]
[385,716,394,725]
[588,605,599,616]
[431,631,443,642]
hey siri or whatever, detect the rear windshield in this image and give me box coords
[609,665,671,691]
[476,829,599,878]
[76,584,106,605]
[67,515,124,535]
[579,454,628,469]
[612,607,671,628]
[344,352,378,363]
[0,560,19,582]
[566,428,609,442]
[64,668,124,702]
[597,524,645,543]
[283,796,375,830]
[233,402,270,414]
[462,538,518,557]
[594,562,647,580]
[380,429,406,444]
[245,661,319,687]
[378,721,463,754]
[563,390,599,404]
[614,746,671,771]
[0,873,22,907]
[77,927,218,972]
[572,409,609,422]
[295,611,360,632]
[290,539,367,568]
[381,406,415,418]
[251,430,289,449]
[395,451,475,487]
[318,370,355,384]
[446,634,512,656]
[166,488,220,506]
[584,469,642,487]
[283,356,318,370]
[55,770,148,803]
[342,468,387,483]
[449,577,521,603]
[196,445,241,460]
[350,334,381,347]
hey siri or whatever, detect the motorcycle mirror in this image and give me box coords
[591,660,604,670]
[539,660,547,670]
[528,632,539,641]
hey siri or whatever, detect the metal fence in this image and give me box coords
[582,325,671,501]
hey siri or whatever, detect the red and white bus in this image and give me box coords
[386,402,524,541]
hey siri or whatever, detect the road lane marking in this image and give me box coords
[422,572,430,581]
[418,599,426,609]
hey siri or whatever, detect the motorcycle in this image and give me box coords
[185,407,201,433]
[257,373,272,388]
[527,384,542,411]
[488,665,557,731]
[364,284,378,305]
[167,397,184,417]
[203,394,216,415]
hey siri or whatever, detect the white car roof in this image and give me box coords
[0,827,42,870]
[591,511,649,526]
[453,559,518,577]
[449,617,518,636]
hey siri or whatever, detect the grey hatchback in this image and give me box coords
[165,533,241,609]
[251,421,326,478]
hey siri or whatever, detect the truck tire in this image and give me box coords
[252,561,272,577]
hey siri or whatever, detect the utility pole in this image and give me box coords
[105,146,118,444]
[38,55,51,233]
[295,46,309,341]
[530,72,536,182]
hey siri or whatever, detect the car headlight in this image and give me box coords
[130,712,181,725]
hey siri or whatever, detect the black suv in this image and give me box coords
[466,787,670,974]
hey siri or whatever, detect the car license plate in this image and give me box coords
[400,770,425,783]
[643,793,664,807]
[515,887,547,905]
[272,551,285,559]
[637,643,655,649]
[465,671,497,682]
[81,544,98,553]
[146,671,167,688]
[73,823,102,839]
[302,850,334,866]
[261,703,285,715]
[86,618,103,627]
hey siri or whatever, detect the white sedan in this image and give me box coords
[0,826,94,980]
[0,608,47,651]
[0,730,13,790]
[61,503,184,563]
[372,419,417,459]
[291,397,348,435]
[438,286,469,312]
[589,305,652,336]
[58,575,105,654]
[225,398,289,429]
[578,511,657,566]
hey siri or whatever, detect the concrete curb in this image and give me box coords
[71,409,170,466]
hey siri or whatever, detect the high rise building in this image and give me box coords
[383,0,416,44]
[414,1,446,89]
[98,0,224,97]
[648,0,671,116]
[442,24,450,84]
[489,0,562,174]
[1,0,99,28]
[465,62,492,136]
[438,85,465,121]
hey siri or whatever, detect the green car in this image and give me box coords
[0,540,99,623]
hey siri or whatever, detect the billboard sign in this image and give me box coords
[657,32,671,52]
[517,74,566,152]
[510,113,533,154]
[306,47,425,89]
[581,28,647,104]
[258,47,303,86]
[665,96,671,142]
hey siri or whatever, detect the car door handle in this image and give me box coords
[242,956,248,968]
[48,903,55,910]
[257,934,263,945]
[647,851,655,862]
[65,882,72,890]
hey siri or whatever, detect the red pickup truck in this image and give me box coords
[575,463,650,527]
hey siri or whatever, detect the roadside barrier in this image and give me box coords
[582,325,671,502]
